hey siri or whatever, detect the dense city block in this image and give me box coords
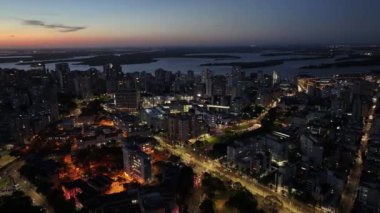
[1,54,380,212]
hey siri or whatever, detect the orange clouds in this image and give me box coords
[0,34,118,48]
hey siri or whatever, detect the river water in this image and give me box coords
[1,53,379,78]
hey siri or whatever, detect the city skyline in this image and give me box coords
[1,0,380,48]
[2,2,380,213]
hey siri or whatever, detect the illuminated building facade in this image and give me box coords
[123,145,151,183]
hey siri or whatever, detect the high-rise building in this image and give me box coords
[201,69,212,83]
[272,71,279,86]
[257,70,264,86]
[212,75,227,96]
[357,181,380,212]
[352,96,370,122]
[30,63,46,74]
[123,145,151,183]
[353,80,375,97]
[227,67,244,99]
[155,69,172,83]
[55,63,70,93]
[187,70,194,82]
[114,89,140,112]
[202,69,213,98]
[73,76,92,98]
[194,83,205,98]
[168,114,191,143]
[104,63,122,93]
[103,63,117,78]
[191,114,209,139]
[139,71,152,93]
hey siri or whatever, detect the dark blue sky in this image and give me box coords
[1,0,380,47]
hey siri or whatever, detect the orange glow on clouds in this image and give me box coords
[0,34,127,48]
[0,29,234,48]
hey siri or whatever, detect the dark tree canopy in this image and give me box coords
[0,191,44,213]
[226,189,259,213]
[199,198,215,213]
[201,172,226,197]
[177,166,194,198]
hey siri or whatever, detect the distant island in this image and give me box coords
[14,49,243,66]
[200,56,331,69]
[301,57,380,69]
[201,60,284,68]
[261,52,331,57]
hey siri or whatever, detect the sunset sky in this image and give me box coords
[1,0,380,48]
